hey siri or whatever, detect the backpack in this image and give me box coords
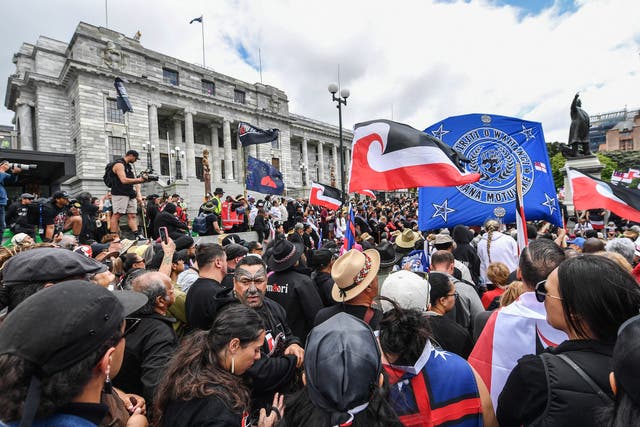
[103,161,116,188]
[192,214,208,235]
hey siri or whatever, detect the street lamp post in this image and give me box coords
[144,142,155,171]
[328,83,349,202]
[174,146,183,180]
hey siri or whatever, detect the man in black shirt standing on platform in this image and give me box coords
[314,248,383,330]
[109,150,147,239]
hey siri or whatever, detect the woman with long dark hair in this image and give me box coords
[154,304,283,427]
[498,255,640,427]
[379,297,496,427]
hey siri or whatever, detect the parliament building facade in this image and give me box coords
[4,22,352,208]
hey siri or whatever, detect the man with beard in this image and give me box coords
[232,255,304,413]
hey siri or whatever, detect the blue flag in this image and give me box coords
[342,203,356,252]
[418,114,561,230]
[190,16,203,24]
[246,156,284,195]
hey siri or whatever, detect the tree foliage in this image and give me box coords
[597,153,617,182]
[550,153,566,189]
[596,150,640,171]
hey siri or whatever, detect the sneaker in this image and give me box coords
[135,233,147,241]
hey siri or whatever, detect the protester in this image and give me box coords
[155,304,283,427]
[108,150,147,239]
[498,255,640,427]
[481,262,510,310]
[314,248,383,329]
[469,238,567,408]
[0,280,147,426]
[309,248,336,307]
[5,192,37,238]
[379,299,496,427]
[476,219,518,283]
[283,312,403,427]
[0,161,21,241]
[452,224,481,285]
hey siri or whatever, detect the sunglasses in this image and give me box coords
[535,280,563,303]
[123,317,142,338]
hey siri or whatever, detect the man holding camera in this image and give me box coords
[0,160,21,240]
[109,150,147,239]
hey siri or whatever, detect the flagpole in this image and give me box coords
[201,17,206,67]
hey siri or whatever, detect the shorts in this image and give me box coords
[112,195,137,214]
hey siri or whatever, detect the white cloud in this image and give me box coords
[1,0,639,143]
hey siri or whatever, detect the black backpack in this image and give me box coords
[103,161,117,187]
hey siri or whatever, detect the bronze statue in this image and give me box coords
[562,93,592,157]
[202,148,211,195]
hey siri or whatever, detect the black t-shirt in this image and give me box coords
[161,395,244,427]
[314,304,382,330]
[43,201,68,228]
[185,278,230,331]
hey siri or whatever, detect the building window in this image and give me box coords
[272,157,280,170]
[70,100,76,124]
[271,137,280,150]
[160,154,170,176]
[196,157,204,180]
[202,80,215,96]
[108,136,127,162]
[106,98,124,124]
[620,139,634,151]
[163,68,179,86]
[234,89,246,104]
[221,159,225,179]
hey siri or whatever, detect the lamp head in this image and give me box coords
[328,83,339,94]
[340,88,350,99]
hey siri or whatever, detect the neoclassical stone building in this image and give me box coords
[4,22,352,210]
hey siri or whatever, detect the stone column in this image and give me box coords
[236,141,244,183]
[16,99,34,150]
[301,138,309,186]
[247,143,257,158]
[317,141,325,183]
[209,123,222,183]
[172,116,185,180]
[147,103,161,173]
[223,119,233,181]
[184,108,197,178]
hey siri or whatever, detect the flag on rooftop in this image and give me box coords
[190,16,203,24]
[238,122,279,147]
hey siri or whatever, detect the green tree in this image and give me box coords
[597,153,617,181]
[550,152,566,189]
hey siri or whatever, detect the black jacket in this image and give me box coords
[311,271,334,308]
[254,214,269,232]
[245,298,301,411]
[153,211,188,240]
[497,339,614,427]
[185,278,230,331]
[266,269,323,345]
[452,225,481,285]
[161,395,243,427]
[112,312,178,410]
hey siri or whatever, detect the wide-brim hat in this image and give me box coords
[395,229,420,249]
[360,232,373,242]
[267,238,305,272]
[376,241,396,269]
[214,187,224,195]
[119,239,137,255]
[434,233,454,245]
[331,249,380,302]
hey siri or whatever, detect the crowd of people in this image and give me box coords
[2,151,640,426]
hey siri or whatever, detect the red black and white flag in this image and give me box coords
[356,189,377,200]
[309,182,342,210]
[568,168,640,223]
[348,120,481,193]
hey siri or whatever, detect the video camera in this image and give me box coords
[138,169,159,182]
[6,163,37,171]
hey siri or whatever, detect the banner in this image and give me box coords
[114,77,133,114]
[348,119,480,193]
[418,114,562,230]
[238,122,279,147]
[245,156,284,195]
[309,182,342,210]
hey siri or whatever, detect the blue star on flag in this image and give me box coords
[431,124,450,140]
[520,124,535,141]
[542,193,557,214]
[432,199,455,222]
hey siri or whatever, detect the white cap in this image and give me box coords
[380,270,430,313]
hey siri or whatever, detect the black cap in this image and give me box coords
[221,234,245,246]
[0,280,146,376]
[52,191,70,200]
[1,248,107,287]
[126,149,139,158]
[305,313,381,425]
[225,243,248,260]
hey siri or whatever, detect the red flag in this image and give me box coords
[568,168,640,222]
[348,120,480,193]
[309,182,342,210]
[356,189,376,200]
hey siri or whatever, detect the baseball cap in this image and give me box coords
[52,191,70,200]
[305,313,381,425]
[380,270,431,312]
[20,193,35,199]
[1,248,107,287]
[567,236,585,249]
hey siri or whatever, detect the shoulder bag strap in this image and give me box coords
[556,353,613,405]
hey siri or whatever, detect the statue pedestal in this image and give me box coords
[561,155,603,216]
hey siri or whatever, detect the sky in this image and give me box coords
[1,0,639,143]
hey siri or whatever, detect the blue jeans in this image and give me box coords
[0,204,5,241]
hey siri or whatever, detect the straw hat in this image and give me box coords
[331,249,380,302]
[395,229,421,249]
